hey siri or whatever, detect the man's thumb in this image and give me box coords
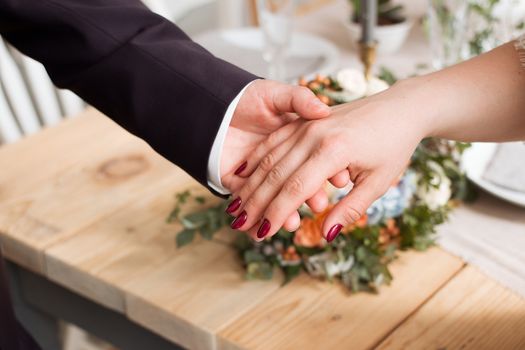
[274,85,331,120]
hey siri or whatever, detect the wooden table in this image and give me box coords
[1,109,524,350]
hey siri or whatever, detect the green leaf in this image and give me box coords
[283,265,302,284]
[195,196,206,204]
[200,224,215,240]
[176,190,191,204]
[176,228,196,248]
[233,233,252,251]
[166,206,180,223]
[246,262,273,280]
[181,211,208,229]
[378,66,398,85]
[244,250,266,264]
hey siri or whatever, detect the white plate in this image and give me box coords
[462,142,525,207]
[195,28,339,81]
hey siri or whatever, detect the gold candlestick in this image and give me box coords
[359,41,377,81]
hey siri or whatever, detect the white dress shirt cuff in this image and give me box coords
[207,81,255,195]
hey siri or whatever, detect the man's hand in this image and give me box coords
[220,79,331,231]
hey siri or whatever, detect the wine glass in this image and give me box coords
[257,0,295,81]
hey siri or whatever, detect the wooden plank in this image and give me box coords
[125,239,282,350]
[218,248,464,350]
[44,179,200,312]
[0,109,116,205]
[45,180,284,349]
[0,109,180,273]
[376,266,525,350]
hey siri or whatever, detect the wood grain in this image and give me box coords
[0,109,180,272]
[377,266,525,350]
[46,178,283,349]
[218,248,464,350]
[125,239,282,350]
[44,179,204,312]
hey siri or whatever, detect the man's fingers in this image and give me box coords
[231,138,311,232]
[329,169,350,188]
[255,150,344,240]
[283,211,301,232]
[273,85,330,120]
[322,175,387,242]
[234,121,301,178]
[305,188,329,213]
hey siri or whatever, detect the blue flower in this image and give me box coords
[381,187,406,218]
[366,200,385,225]
[366,172,417,224]
[398,171,417,206]
[331,187,351,203]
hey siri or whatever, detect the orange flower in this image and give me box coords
[344,214,368,233]
[379,219,400,245]
[282,246,301,262]
[294,207,333,248]
[385,218,400,236]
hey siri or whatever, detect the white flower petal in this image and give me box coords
[417,161,452,209]
[336,68,367,98]
[366,77,389,96]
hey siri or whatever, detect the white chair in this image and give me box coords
[0,38,85,144]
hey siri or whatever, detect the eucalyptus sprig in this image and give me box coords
[168,191,229,247]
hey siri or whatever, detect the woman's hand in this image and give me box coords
[219,79,335,231]
[226,40,525,241]
[226,82,430,241]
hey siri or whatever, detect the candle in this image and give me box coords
[360,0,377,44]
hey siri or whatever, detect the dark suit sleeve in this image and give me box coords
[0,0,257,188]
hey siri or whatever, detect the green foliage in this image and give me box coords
[399,204,446,250]
[246,262,273,280]
[410,138,476,202]
[339,226,393,292]
[171,197,229,248]
[283,265,302,283]
[377,66,398,85]
[176,228,196,248]
[432,0,502,57]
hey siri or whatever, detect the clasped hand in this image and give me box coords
[223,79,426,243]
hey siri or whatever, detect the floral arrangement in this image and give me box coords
[167,68,475,293]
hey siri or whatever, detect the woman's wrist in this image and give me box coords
[380,76,440,141]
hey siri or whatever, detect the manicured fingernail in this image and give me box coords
[257,219,271,239]
[234,161,248,175]
[226,197,242,214]
[231,211,247,229]
[326,224,343,243]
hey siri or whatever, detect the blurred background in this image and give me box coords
[1,0,525,348]
[2,0,525,146]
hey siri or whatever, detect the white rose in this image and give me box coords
[366,77,389,96]
[325,256,354,278]
[336,68,367,99]
[417,161,452,209]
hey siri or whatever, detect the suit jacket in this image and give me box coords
[0,0,257,348]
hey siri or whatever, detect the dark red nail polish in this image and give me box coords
[234,161,248,175]
[257,219,271,239]
[326,224,343,243]
[226,197,242,214]
[231,210,247,229]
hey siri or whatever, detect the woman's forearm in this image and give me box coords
[399,41,525,142]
